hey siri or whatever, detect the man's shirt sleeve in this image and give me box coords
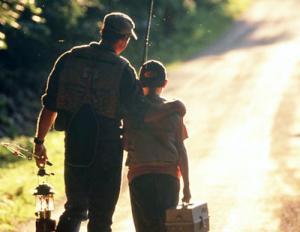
[41,54,67,112]
[119,63,149,121]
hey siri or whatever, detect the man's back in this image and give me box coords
[56,42,127,119]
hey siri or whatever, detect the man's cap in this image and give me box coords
[139,60,167,88]
[102,12,137,40]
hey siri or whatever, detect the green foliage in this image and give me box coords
[0,0,43,49]
[0,132,65,231]
[0,136,32,167]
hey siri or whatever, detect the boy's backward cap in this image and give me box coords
[140,60,167,88]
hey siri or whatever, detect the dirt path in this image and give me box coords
[20,0,300,231]
[160,0,300,231]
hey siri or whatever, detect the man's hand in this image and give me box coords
[33,144,48,168]
[182,186,191,203]
[144,99,186,122]
[171,100,186,116]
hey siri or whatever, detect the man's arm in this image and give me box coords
[34,107,57,167]
[33,52,67,167]
[144,100,186,123]
[120,64,185,122]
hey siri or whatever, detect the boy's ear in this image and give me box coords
[162,79,168,88]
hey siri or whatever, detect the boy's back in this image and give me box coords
[125,94,187,168]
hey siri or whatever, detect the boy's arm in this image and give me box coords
[177,116,191,203]
[178,139,191,203]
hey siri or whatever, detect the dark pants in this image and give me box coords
[56,140,123,232]
[129,174,180,232]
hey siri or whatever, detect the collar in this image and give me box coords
[89,41,116,54]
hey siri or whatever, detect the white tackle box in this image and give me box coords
[165,202,209,232]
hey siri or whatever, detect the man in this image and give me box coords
[124,60,191,232]
[33,12,185,232]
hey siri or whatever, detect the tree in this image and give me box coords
[0,0,43,49]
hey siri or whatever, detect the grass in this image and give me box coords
[225,0,254,18]
[0,132,65,232]
[0,0,255,231]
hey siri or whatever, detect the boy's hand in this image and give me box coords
[182,186,191,203]
[33,144,48,168]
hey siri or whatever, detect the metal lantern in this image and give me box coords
[34,183,55,213]
[34,168,56,232]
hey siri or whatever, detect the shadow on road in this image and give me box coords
[270,65,300,232]
[192,19,292,60]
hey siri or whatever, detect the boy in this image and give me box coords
[124,60,191,232]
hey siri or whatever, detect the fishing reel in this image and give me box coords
[1,142,52,165]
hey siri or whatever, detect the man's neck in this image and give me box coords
[100,40,116,54]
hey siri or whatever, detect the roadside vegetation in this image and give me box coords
[0,132,65,232]
[0,0,253,231]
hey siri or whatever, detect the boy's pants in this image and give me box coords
[129,173,179,232]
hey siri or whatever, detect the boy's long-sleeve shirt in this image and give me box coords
[124,94,188,182]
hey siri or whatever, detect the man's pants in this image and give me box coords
[129,174,180,232]
[56,141,123,232]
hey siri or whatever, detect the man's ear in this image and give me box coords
[120,37,130,47]
[163,79,168,88]
[115,38,129,55]
[117,39,125,47]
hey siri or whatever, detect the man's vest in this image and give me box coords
[125,97,181,166]
[56,43,127,119]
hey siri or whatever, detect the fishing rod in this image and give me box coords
[1,142,53,166]
[142,0,154,65]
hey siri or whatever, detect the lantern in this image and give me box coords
[33,168,56,232]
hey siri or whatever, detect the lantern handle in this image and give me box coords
[37,167,55,177]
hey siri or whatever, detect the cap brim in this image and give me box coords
[131,29,138,40]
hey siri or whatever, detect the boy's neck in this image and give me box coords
[143,87,162,97]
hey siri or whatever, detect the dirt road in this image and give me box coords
[21,0,300,231]
[113,0,300,231]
